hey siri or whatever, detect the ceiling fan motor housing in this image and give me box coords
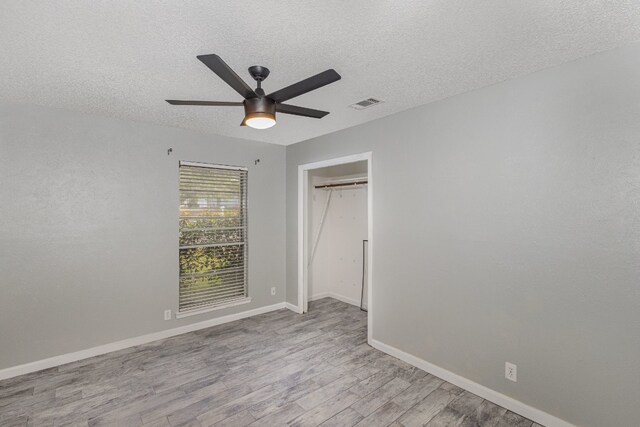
[244,96,275,117]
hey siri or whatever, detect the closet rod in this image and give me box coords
[314,180,368,189]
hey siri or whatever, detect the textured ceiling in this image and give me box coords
[1,2,640,146]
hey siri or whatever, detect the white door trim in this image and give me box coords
[297,152,373,344]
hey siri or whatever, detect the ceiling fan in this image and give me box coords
[166,54,341,130]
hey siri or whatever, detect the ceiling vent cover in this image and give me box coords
[349,98,383,110]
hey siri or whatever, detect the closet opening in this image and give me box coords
[297,152,372,344]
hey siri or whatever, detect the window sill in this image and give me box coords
[175,297,252,319]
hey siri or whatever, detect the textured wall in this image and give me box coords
[285,44,640,426]
[0,104,286,370]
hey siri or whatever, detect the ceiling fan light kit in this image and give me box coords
[243,113,276,129]
[166,54,341,130]
[242,97,276,129]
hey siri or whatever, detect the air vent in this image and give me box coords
[349,98,383,110]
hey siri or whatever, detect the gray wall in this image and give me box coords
[0,103,286,370]
[285,43,640,427]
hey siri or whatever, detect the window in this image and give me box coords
[179,161,248,313]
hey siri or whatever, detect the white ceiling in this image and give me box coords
[1,2,640,146]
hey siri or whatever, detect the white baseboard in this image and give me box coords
[309,292,330,301]
[327,293,360,307]
[285,302,302,314]
[0,302,286,381]
[370,339,574,427]
[310,292,360,307]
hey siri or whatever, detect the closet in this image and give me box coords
[307,161,368,309]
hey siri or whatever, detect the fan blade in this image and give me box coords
[267,69,341,103]
[197,54,257,99]
[276,103,329,118]
[166,100,243,106]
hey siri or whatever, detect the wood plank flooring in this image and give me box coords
[0,298,541,426]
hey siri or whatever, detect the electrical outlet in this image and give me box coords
[164,309,172,321]
[505,362,517,382]
[271,287,276,296]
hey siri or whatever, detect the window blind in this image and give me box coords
[179,162,248,312]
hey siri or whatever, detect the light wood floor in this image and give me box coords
[0,298,540,426]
